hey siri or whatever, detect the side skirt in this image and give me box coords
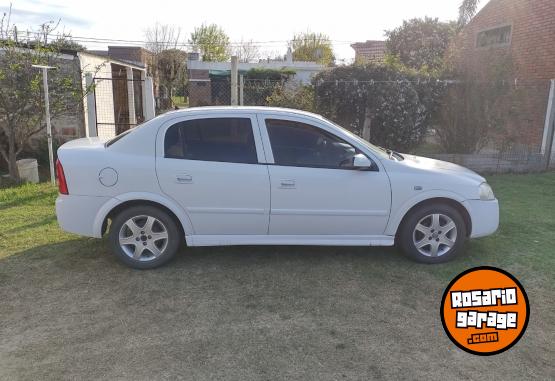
[186,235,395,247]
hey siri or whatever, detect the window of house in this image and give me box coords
[265,119,361,169]
[476,25,512,48]
[164,118,257,164]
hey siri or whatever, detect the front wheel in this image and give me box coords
[398,203,467,263]
[108,205,181,269]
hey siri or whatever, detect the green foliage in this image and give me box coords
[266,85,316,112]
[157,48,187,103]
[385,17,457,72]
[458,0,481,28]
[244,68,296,80]
[189,24,230,62]
[436,54,519,153]
[312,64,446,151]
[290,32,334,66]
[0,14,86,179]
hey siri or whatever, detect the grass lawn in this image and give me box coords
[0,173,554,380]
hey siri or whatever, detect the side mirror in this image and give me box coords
[352,154,374,170]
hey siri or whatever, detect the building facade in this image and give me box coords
[451,0,555,153]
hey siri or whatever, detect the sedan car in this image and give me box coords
[55,107,499,269]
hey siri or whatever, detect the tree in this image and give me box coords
[385,17,457,72]
[458,0,481,28]
[189,24,230,62]
[156,49,187,102]
[234,39,260,63]
[144,23,186,108]
[0,10,91,179]
[145,23,182,54]
[289,32,334,66]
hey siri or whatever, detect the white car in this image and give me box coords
[55,107,499,269]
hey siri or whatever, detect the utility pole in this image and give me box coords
[239,74,244,106]
[231,56,238,106]
[32,64,56,184]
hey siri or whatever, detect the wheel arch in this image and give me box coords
[387,195,472,238]
[93,192,194,240]
[396,197,472,238]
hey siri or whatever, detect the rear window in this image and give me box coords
[164,118,257,164]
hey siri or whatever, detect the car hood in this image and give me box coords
[398,154,486,183]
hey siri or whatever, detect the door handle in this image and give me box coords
[175,174,193,184]
[279,179,296,188]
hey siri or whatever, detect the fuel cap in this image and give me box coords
[98,167,118,187]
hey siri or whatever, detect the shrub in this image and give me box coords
[312,64,445,152]
[266,84,315,112]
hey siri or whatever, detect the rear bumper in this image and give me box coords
[464,199,499,238]
[56,194,113,238]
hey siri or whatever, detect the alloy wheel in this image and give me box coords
[118,215,169,261]
[412,213,458,257]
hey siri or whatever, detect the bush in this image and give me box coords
[266,85,315,112]
[312,64,445,152]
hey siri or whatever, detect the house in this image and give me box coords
[451,0,555,154]
[187,49,325,107]
[351,40,387,63]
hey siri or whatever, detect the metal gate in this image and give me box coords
[93,73,145,138]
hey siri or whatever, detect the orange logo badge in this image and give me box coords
[440,266,529,355]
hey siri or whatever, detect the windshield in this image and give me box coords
[323,118,391,160]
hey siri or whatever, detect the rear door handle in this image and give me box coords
[279,179,296,188]
[175,174,193,184]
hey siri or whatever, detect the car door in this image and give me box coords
[156,114,270,235]
[259,115,391,236]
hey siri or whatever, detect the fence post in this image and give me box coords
[126,67,137,126]
[231,56,238,106]
[546,115,555,170]
[543,79,555,170]
[144,77,156,120]
[362,107,371,141]
[85,73,97,137]
[239,75,244,106]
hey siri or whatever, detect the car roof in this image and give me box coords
[159,106,325,121]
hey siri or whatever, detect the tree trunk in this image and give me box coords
[7,121,20,180]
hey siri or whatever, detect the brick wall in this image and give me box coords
[351,41,387,63]
[451,0,555,148]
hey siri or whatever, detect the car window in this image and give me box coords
[164,117,257,164]
[265,119,361,169]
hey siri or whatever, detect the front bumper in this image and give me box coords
[464,199,499,238]
[56,194,113,238]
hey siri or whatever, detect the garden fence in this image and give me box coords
[185,77,555,174]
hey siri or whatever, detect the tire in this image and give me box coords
[108,205,181,269]
[397,203,467,264]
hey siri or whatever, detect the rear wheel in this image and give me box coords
[108,205,181,269]
[398,203,467,263]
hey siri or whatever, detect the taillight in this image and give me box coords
[55,159,68,195]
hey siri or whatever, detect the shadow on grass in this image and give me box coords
[4,215,57,234]
[0,191,53,211]
[0,237,476,290]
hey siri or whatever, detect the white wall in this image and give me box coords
[78,53,116,139]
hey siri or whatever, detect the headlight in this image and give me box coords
[479,183,495,200]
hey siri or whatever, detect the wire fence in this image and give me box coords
[93,76,146,138]
[184,77,555,174]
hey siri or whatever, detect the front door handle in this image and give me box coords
[175,174,193,184]
[279,179,296,189]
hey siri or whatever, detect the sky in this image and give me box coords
[1,0,487,62]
